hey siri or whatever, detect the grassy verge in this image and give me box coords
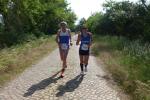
[92,35,150,100]
[0,35,57,86]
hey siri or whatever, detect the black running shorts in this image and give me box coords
[79,50,89,55]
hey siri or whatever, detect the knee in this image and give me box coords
[80,60,84,64]
[85,62,88,65]
[84,60,88,64]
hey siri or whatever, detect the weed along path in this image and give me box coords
[0,36,128,100]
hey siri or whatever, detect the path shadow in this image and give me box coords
[23,70,62,97]
[56,74,84,97]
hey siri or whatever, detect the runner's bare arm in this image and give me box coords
[76,33,81,45]
[89,32,93,47]
[68,29,72,45]
[56,30,60,44]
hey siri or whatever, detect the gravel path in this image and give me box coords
[0,36,128,100]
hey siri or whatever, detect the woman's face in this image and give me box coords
[82,28,88,33]
[61,24,67,29]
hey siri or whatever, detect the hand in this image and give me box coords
[58,43,61,48]
[70,42,73,46]
[88,44,92,48]
[76,42,79,45]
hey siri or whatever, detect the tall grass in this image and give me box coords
[92,35,150,100]
[0,35,57,86]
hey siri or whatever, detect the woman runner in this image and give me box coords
[56,21,72,78]
[76,26,92,74]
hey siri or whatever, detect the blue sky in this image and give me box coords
[67,0,139,23]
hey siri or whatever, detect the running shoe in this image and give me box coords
[80,71,84,75]
[59,74,64,78]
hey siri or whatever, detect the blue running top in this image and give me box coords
[59,29,70,44]
[80,33,92,51]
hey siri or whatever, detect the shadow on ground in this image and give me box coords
[56,74,84,97]
[23,70,62,97]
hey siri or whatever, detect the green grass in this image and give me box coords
[0,35,57,86]
[92,35,150,100]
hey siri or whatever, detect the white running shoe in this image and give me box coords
[81,71,84,75]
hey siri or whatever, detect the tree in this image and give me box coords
[75,18,86,31]
[86,0,150,41]
[0,0,77,47]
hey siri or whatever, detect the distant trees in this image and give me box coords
[0,0,77,47]
[86,0,150,41]
[75,18,86,31]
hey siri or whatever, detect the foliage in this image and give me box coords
[86,0,150,41]
[92,35,150,100]
[75,18,86,31]
[0,0,77,47]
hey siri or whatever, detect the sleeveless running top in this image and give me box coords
[80,33,91,51]
[59,29,70,50]
[59,29,70,44]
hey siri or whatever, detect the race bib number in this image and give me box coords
[61,43,68,50]
[81,44,88,50]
